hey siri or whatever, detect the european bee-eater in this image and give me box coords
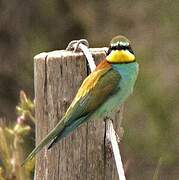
[22,35,139,165]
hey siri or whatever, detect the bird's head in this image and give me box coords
[106,35,135,63]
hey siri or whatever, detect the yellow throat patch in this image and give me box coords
[106,50,135,63]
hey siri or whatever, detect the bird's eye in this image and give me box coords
[111,46,118,50]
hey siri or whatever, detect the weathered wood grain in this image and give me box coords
[34,48,123,180]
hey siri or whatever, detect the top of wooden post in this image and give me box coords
[34,47,108,61]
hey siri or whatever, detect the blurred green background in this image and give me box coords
[0,0,179,179]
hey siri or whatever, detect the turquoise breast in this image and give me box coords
[112,62,139,92]
[92,62,139,118]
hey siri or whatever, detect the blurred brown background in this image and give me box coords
[0,0,179,179]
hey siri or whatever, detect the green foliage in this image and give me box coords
[16,91,35,123]
[0,91,35,180]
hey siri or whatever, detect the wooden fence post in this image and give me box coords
[34,48,123,180]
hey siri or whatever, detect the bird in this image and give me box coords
[22,35,139,165]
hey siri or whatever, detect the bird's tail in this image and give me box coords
[21,117,65,166]
[47,115,88,150]
[22,114,89,166]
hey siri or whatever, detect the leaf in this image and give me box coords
[0,127,11,172]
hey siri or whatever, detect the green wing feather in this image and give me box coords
[22,61,121,165]
[64,67,121,121]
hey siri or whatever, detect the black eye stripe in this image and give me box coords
[107,45,134,55]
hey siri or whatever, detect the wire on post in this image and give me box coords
[66,39,96,72]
